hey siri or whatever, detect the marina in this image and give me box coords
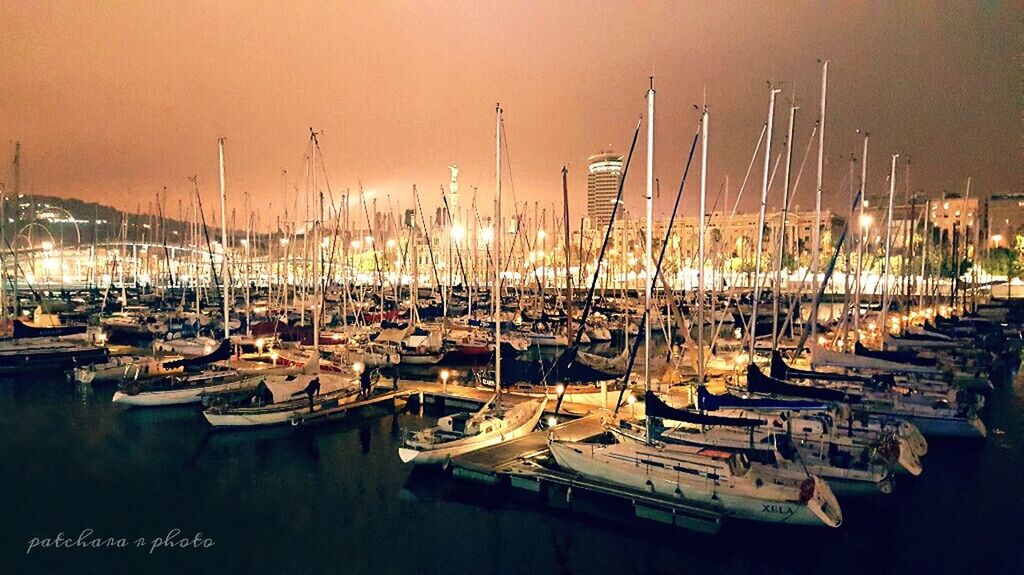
[2,2,1022,574]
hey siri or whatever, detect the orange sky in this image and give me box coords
[0,1,1019,228]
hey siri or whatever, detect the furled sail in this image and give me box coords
[746,363,860,403]
[645,391,765,428]
[161,339,232,369]
[696,385,829,412]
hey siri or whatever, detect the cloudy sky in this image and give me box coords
[1,1,1019,227]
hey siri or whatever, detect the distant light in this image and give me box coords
[40,241,54,251]
[547,416,558,427]
[555,384,565,395]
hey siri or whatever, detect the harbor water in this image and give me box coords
[1,359,1021,575]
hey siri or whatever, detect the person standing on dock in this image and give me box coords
[360,369,372,398]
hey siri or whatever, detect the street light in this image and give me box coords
[451,224,465,244]
[439,369,450,392]
[353,361,365,375]
[992,234,1003,248]
[859,214,873,230]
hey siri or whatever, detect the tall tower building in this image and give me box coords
[587,152,623,227]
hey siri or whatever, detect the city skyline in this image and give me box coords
[1,2,1019,226]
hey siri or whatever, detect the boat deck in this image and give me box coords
[446,414,724,534]
[290,387,418,427]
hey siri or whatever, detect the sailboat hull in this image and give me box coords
[400,398,546,465]
[112,378,253,407]
[548,441,841,527]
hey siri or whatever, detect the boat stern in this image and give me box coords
[803,477,843,528]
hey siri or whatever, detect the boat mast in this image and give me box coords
[218,138,230,341]
[494,104,503,404]
[853,133,868,343]
[12,143,20,316]
[880,154,898,347]
[562,167,572,339]
[120,213,128,306]
[310,129,322,350]
[810,60,828,349]
[749,87,780,360]
[645,79,654,438]
[697,106,708,384]
[772,105,797,350]
[919,199,929,310]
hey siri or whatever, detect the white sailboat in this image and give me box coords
[398,394,546,464]
[202,371,360,428]
[74,354,183,385]
[398,104,546,465]
[548,437,842,527]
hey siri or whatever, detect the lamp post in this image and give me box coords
[440,369,450,393]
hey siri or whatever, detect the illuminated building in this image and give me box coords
[587,153,623,228]
[987,192,1024,247]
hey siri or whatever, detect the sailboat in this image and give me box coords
[398,104,546,465]
[112,141,265,407]
[550,425,842,526]
[201,370,360,428]
[203,131,363,428]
